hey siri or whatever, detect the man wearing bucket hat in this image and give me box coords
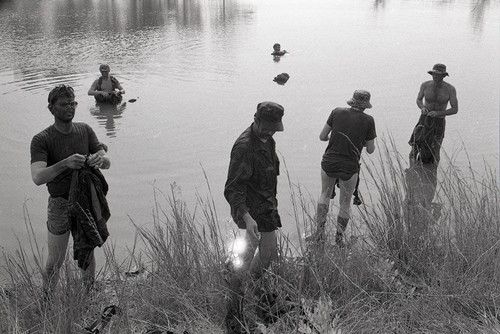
[224,101,284,332]
[88,64,125,104]
[408,63,458,205]
[308,90,376,246]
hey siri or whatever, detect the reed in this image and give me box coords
[0,141,498,333]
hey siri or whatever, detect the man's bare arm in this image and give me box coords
[31,154,86,186]
[416,83,428,115]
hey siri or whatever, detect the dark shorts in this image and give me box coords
[47,196,70,235]
[321,159,359,181]
[235,209,282,233]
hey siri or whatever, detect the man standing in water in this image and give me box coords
[224,102,284,333]
[408,64,458,205]
[308,90,376,247]
[88,64,125,104]
[30,85,110,296]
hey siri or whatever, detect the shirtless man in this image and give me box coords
[408,63,458,205]
[417,64,458,126]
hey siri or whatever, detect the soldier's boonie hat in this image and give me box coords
[347,90,372,109]
[254,101,284,131]
[427,63,449,76]
[99,64,110,71]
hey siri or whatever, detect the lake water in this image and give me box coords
[0,0,498,272]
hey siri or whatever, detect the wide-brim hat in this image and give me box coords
[347,90,372,109]
[254,101,284,131]
[428,63,449,76]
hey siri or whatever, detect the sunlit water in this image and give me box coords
[0,0,498,276]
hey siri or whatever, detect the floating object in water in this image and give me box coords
[273,73,290,85]
[128,98,137,103]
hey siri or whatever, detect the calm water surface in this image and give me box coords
[0,0,498,271]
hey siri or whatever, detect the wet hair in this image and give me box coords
[48,85,75,105]
[273,43,281,50]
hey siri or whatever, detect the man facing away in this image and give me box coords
[408,63,458,206]
[30,85,110,296]
[88,64,125,104]
[224,102,284,333]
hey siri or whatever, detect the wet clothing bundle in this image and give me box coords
[409,114,445,164]
[68,166,110,270]
[224,124,281,232]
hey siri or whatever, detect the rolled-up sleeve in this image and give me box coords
[224,146,253,223]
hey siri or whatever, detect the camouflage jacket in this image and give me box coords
[224,124,282,232]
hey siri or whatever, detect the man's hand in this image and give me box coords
[99,91,109,97]
[427,110,441,118]
[243,213,259,240]
[65,154,86,169]
[87,153,103,169]
[421,107,429,115]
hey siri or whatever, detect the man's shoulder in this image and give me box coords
[232,127,254,152]
[32,125,54,140]
[73,122,91,128]
[234,128,251,142]
[71,122,94,132]
[442,81,456,91]
[332,107,350,115]
[362,113,375,122]
[421,80,434,88]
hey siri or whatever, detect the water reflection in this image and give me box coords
[471,0,492,34]
[89,102,126,138]
[373,0,386,10]
[0,0,252,90]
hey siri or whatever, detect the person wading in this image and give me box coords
[407,63,458,207]
[88,64,125,104]
[308,90,376,247]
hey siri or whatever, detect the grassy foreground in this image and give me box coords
[1,144,499,334]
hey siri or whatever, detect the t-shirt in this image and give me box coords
[30,122,106,198]
[322,107,376,176]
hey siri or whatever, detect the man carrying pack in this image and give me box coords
[88,64,125,104]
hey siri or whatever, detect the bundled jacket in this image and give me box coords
[68,165,110,270]
[409,114,445,164]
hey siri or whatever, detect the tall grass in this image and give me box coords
[1,141,499,333]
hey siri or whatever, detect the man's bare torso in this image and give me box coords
[422,80,453,113]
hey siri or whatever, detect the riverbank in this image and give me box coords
[1,146,499,333]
